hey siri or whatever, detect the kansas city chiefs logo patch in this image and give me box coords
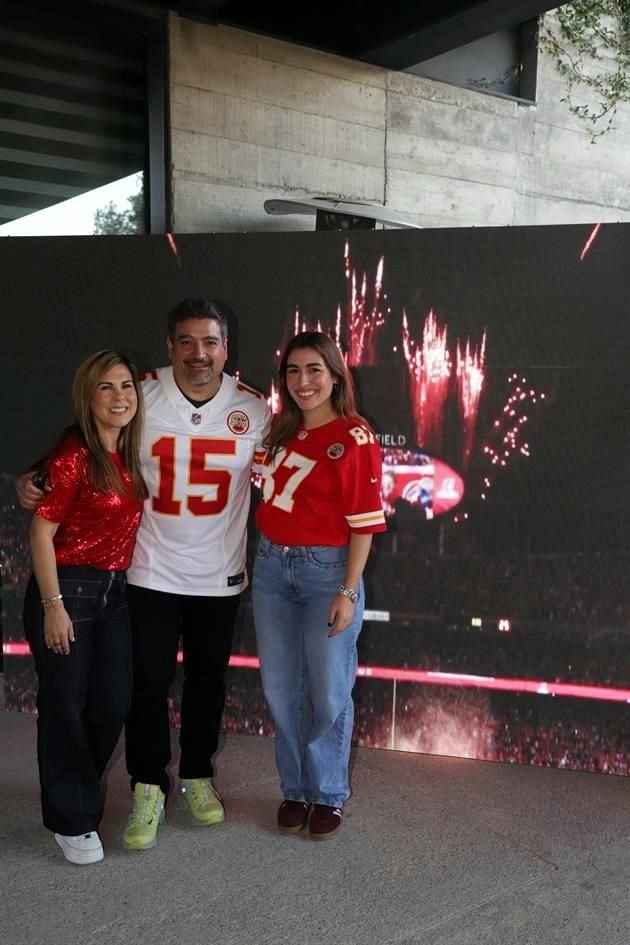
[227,410,250,434]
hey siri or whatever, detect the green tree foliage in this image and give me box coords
[93,189,144,235]
[540,1,630,140]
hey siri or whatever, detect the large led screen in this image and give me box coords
[2,223,629,774]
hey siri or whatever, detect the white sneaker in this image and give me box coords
[54,832,104,865]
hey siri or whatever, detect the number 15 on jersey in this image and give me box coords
[151,436,236,516]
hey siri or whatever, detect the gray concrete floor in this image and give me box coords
[2,709,630,945]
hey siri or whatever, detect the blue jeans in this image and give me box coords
[252,534,364,808]
[23,566,132,835]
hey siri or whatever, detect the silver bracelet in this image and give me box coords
[41,594,63,607]
[337,584,358,604]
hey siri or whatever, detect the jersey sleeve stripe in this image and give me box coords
[346,510,386,528]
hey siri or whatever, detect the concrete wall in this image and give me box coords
[169,12,630,232]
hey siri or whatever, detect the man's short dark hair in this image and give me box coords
[167,298,228,341]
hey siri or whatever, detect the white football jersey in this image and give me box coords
[128,367,271,596]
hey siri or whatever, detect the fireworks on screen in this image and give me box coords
[166,233,181,268]
[288,242,386,365]
[479,374,546,500]
[265,242,544,509]
[267,379,280,415]
[345,245,385,367]
[580,223,601,261]
[294,307,325,337]
[402,309,452,452]
[457,334,487,468]
[402,310,487,466]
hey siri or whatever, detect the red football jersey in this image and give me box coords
[256,417,387,546]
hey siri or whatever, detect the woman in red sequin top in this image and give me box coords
[22,349,147,866]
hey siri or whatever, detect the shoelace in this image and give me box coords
[129,793,159,825]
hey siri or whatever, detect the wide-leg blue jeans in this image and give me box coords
[252,534,364,808]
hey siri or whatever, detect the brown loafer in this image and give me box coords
[308,804,343,840]
[277,800,310,833]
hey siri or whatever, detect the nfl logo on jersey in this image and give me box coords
[191,412,202,425]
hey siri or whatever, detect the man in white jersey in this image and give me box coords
[121,298,271,850]
[18,298,271,851]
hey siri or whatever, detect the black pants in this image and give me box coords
[124,585,240,797]
[23,567,132,836]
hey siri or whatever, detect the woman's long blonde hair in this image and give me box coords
[265,331,370,456]
[72,349,148,500]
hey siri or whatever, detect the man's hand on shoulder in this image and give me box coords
[16,470,50,510]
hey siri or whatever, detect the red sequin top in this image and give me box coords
[35,428,143,570]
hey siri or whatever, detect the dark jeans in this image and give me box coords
[124,585,240,797]
[23,567,132,836]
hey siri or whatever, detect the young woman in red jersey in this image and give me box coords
[22,350,147,865]
[253,331,387,840]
